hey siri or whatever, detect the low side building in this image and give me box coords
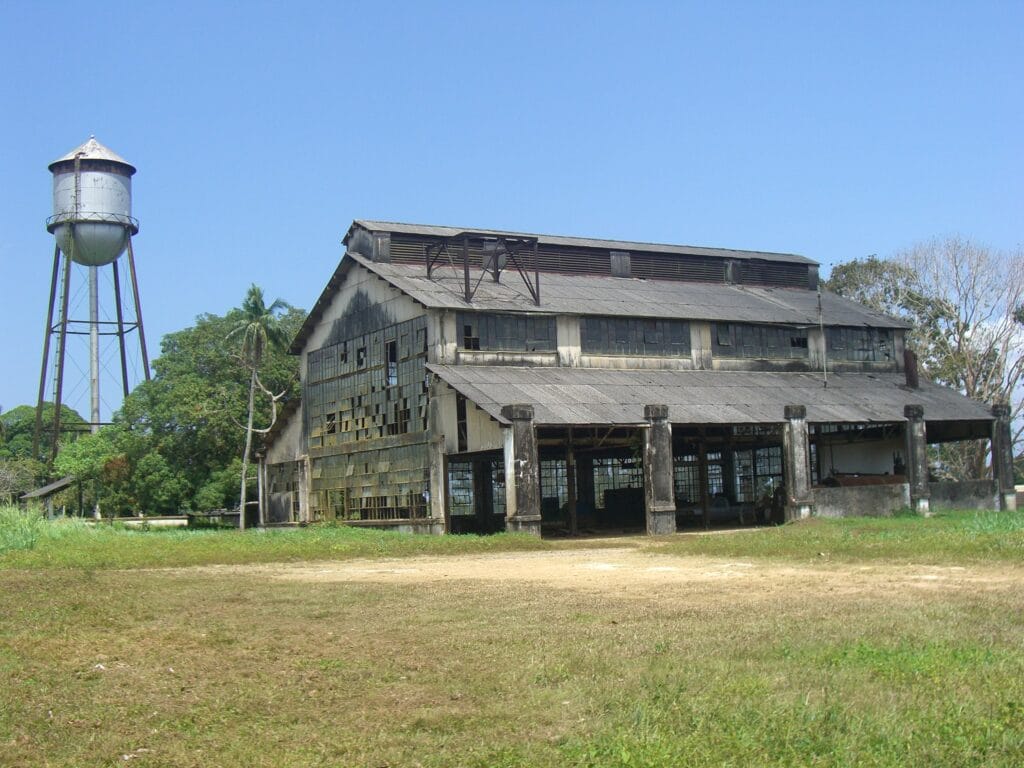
[259,221,1013,534]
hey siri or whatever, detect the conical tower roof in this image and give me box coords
[49,136,135,173]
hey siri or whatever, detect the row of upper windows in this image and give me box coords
[455,312,894,362]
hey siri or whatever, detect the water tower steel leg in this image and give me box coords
[125,237,151,381]
[50,248,74,462]
[33,244,62,460]
[89,266,100,433]
[111,261,130,398]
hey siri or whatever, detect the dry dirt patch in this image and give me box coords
[204,546,1024,604]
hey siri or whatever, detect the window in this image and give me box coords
[826,327,893,362]
[592,456,643,510]
[733,446,782,502]
[386,340,398,386]
[457,312,556,352]
[448,463,474,516]
[713,323,808,360]
[581,316,691,356]
[717,323,733,347]
[540,459,569,513]
[456,394,468,452]
[673,453,700,505]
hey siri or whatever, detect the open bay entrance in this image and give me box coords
[446,454,507,534]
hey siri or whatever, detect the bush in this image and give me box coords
[0,505,46,553]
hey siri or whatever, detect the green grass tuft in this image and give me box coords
[0,505,551,569]
[657,508,1024,564]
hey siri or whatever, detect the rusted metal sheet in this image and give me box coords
[427,365,993,427]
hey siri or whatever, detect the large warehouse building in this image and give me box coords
[258,220,1016,535]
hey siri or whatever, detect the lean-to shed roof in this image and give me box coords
[427,365,992,427]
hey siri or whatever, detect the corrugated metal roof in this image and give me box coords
[49,136,135,171]
[427,365,992,426]
[352,220,817,265]
[349,251,908,328]
[20,475,76,500]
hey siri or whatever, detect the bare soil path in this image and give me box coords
[197,544,1024,604]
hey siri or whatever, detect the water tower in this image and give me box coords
[33,137,151,460]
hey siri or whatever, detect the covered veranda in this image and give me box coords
[430,366,1010,536]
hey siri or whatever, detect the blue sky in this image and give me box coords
[1,1,1021,422]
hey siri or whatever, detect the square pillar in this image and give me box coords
[783,405,813,521]
[904,404,930,515]
[992,403,1017,511]
[501,404,542,536]
[426,374,449,532]
[643,404,676,535]
[255,452,266,527]
[298,456,311,524]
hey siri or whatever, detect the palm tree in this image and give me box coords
[227,285,288,530]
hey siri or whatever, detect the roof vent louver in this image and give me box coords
[610,250,631,278]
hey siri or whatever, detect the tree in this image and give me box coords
[43,299,304,517]
[826,236,1024,479]
[226,285,290,529]
[110,302,304,513]
[0,457,42,504]
[0,403,87,461]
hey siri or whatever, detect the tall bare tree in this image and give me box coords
[827,236,1023,479]
[898,237,1023,478]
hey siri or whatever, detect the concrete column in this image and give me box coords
[501,404,542,536]
[256,452,266,527]
[298,456,311,523]
[904,404,930,515]
[643,405,676,535]
[783,405,813,521]
[426,374,449,532]
[992,403,1017,511]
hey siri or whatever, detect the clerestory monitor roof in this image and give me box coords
[350,220,818,265]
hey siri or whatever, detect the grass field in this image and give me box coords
[1,506,1023,767]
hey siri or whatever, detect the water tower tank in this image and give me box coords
[46,136,138,267]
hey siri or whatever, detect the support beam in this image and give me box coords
[111,261,131,398]
[501,404,542,536]
[991,403,1017,512]
[783,405,813,521]
[125,237,151,381]
[643,405,676,535]
[88,266,100,433]
[904,404,930,515]
[33,244,62,461]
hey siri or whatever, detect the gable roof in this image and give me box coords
[291,221,908,354]
[349,251,906,328]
